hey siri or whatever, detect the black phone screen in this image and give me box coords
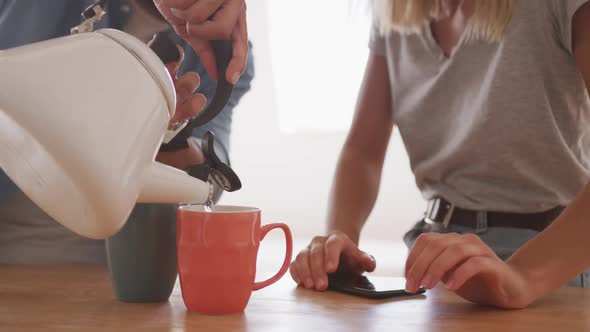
[328,274,426,299]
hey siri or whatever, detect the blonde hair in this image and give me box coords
[373,0,515,43]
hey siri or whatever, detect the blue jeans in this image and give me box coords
[403,220,589,287]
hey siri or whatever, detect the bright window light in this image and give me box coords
[267,1,372,133]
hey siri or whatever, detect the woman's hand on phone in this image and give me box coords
[405,232,534,309]
[154,0,248,84]
[290,231,376,291]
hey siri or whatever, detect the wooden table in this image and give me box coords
[1,265,589,331]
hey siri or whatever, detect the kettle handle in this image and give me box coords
[186,39,234,129]
[156,37,235,152]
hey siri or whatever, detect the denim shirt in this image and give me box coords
[0,0,254,204]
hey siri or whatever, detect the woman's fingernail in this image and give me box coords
[230,72,240,84]
[326,261,335,271]
[304,278,313,289]
[405,277,417,292]
[422,274,436,289]
[316,279,326,290]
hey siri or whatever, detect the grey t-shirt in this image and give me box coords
[371,0,590,212]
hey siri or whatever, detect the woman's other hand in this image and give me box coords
[405,233,534,309]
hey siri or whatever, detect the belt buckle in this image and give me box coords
[425,198,455,228]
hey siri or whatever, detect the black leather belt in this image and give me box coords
[425,197,564,232]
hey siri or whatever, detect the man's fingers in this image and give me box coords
[154,0,189,25]
[160,0,194,9]
[171,93,206,124]
[170,0,225,24]
[157,0,247,82]
[165,62,180,80]
[175,72,200,103]
[187,38,218,80]
[226,7,247,83]
[171,23,189,39]
[162,45,185,79]
[186,0,243,40]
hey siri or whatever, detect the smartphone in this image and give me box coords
[328,273,426,299]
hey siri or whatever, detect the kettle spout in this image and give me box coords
[137,162,211,204]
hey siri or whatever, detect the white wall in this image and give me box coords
[220,1,426,243]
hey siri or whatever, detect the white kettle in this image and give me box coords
[0,29,213,239]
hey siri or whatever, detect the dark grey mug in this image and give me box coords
[106,203,178,302]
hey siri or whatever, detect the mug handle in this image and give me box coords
[253,223,293,291]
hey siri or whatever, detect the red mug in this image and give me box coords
[177,205,293,314]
